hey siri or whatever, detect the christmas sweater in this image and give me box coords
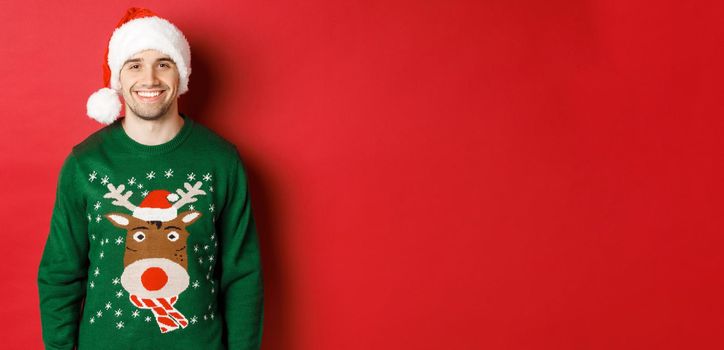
[37,113,264,350]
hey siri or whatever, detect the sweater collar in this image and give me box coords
[108,113,194,155]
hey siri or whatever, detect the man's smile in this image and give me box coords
[134,90,166,103]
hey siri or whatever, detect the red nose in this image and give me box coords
[141,267,168,291]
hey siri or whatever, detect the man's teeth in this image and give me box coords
[137,91,162,97]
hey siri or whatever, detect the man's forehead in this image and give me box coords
[123,50,174,65]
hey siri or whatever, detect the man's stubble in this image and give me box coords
[122,86,175,121]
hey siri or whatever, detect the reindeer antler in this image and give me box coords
[103,183,138,211]
[172,181,207,209]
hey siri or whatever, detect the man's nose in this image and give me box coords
[140,66,160,86]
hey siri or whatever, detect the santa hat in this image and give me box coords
[133,189,181,222]
[86,7,192,125]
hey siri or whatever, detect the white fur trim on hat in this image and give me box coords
[108,16,191,95]
[133,207,178,222]
[87,87,122,124]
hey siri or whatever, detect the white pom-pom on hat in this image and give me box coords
[167,193,180,202]
[86,88,122,125]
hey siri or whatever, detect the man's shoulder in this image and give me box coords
[69,123,114,158]
[189,120,241,158]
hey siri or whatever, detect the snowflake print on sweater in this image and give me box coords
[84,165,220,334]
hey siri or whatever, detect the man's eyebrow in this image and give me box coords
[122,57,175,66]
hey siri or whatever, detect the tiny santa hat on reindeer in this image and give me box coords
[86,7,191,125]
[133,190,180,222]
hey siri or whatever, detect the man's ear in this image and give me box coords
[105,212,134,229]
[178,210,202,227]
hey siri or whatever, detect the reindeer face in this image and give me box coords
[105,210,202,298]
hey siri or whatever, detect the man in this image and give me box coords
[37,7,264,350]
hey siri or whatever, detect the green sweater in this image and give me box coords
[37,113,264,350]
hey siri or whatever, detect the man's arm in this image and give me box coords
[218,151,265,349]
[37,152,90,350]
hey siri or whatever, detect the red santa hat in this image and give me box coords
[86,7,192,125]
[133,189,181,222]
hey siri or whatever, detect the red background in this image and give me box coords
[2,0,723,349]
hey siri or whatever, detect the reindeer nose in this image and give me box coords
[141,267,168,291]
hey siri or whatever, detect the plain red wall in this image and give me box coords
[2,0,723,349]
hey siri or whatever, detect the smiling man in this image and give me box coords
[121,50,179,121]
[117,49,185,145]
[37,7,264,350]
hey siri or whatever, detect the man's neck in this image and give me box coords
[121,110,185,146]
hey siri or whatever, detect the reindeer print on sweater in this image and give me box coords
[86,169,219,334]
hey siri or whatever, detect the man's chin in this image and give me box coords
[134,111,163,120]
[135,113,165,121]
[129,104,172,120]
